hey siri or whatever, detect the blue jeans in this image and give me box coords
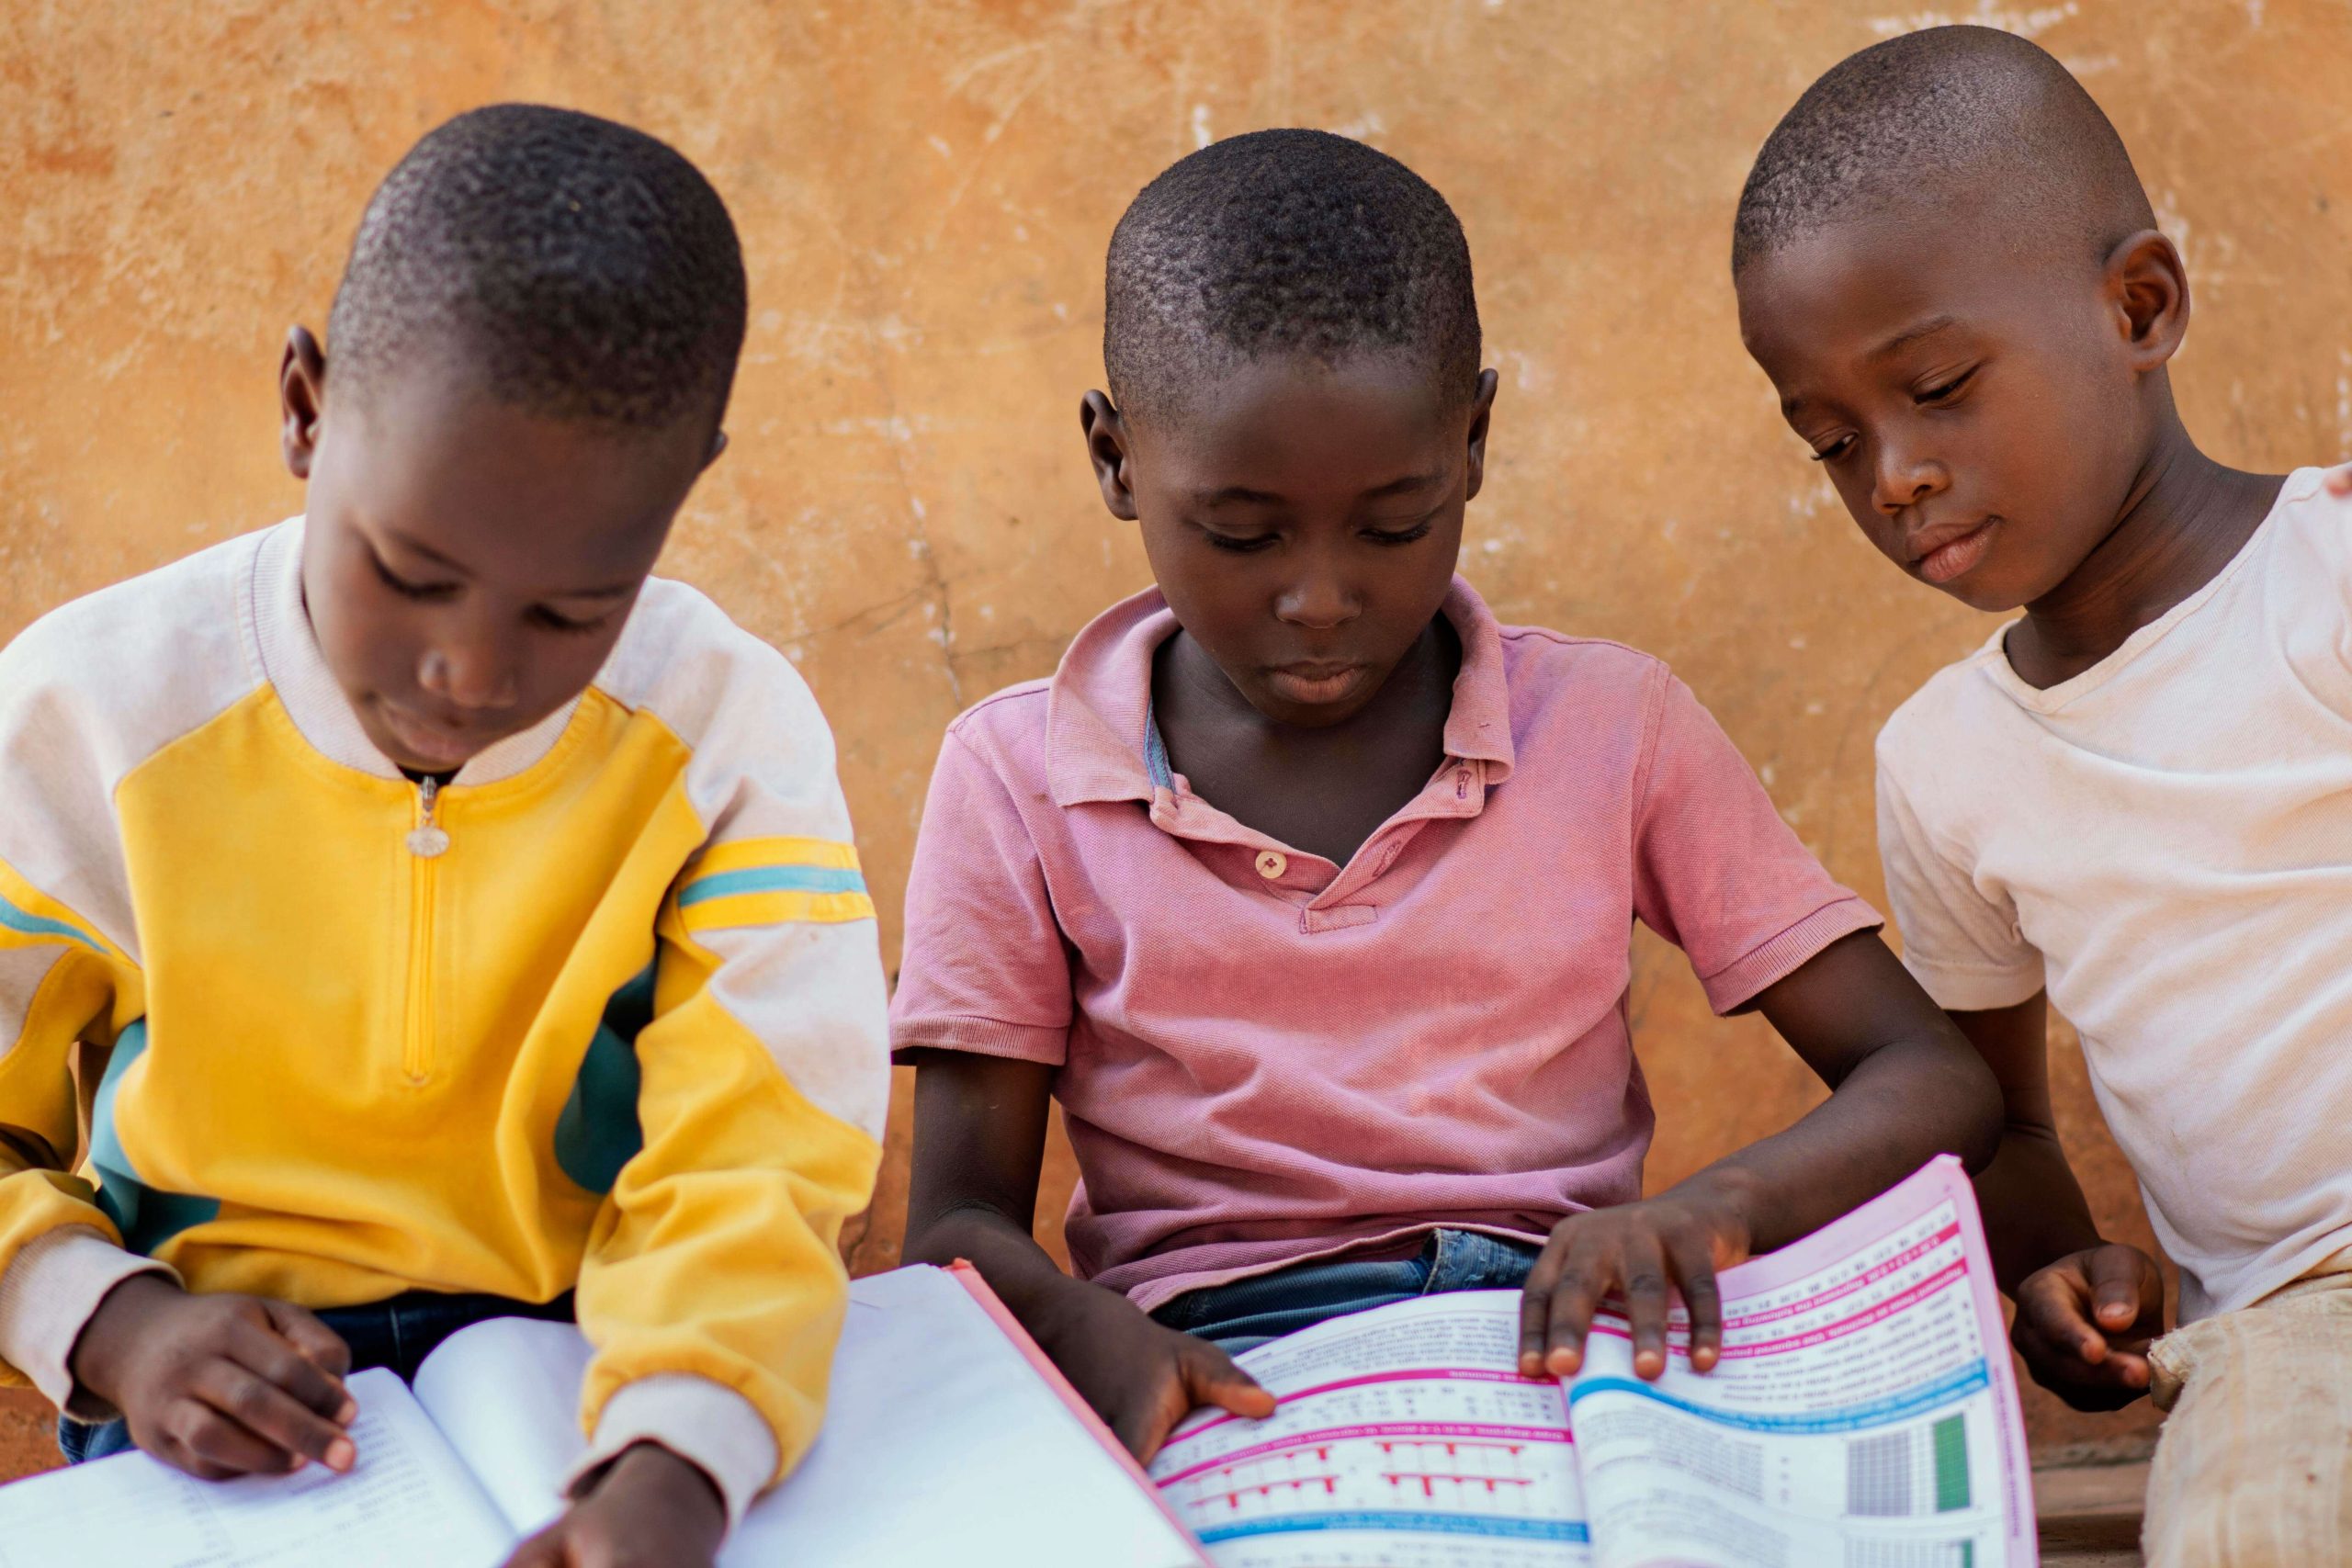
[58,1287,574,1464]
[1151,1228,1543,1354]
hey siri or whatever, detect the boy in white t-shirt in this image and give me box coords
[1733,26,2352,1568]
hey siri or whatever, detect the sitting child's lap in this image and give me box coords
[1151,1229,1541,1353]
[2143,1258,2352,1567]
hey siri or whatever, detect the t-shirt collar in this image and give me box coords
[1045,575,1517,808]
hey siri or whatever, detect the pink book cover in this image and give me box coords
[946,1259,1215,1566]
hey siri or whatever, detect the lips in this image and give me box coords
[1908,519,1997,586]
[1264,661,1372,706]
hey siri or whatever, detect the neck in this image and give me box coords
[2010,414,2277,685]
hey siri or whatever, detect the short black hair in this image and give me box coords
[327,104,746,432]
[1733,26,2155,277]
[1105,129,1480,421]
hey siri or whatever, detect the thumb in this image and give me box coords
[1183,1341,1276,1420]
[2086,1247,2151,1328]
[2326,464,2352,498]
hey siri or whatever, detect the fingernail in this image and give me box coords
[326,1438,355,1472]
[289,1455,307,1471]
[335,1399,357,1424]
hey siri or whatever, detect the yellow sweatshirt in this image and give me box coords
[0,519,889,1520]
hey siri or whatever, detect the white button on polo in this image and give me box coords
[1254,850,1288,880]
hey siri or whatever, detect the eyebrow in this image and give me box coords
[382,528,639,600]
[1191,470,1449,508]
[1869,313,1959,360]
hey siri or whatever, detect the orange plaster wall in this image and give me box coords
[5,0,2349,1474]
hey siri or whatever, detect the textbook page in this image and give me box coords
[1565,1156,2036,1568]
[1149,1292,1589,1568]
[413,1263,1208,1567]
[0,1367,513,1568]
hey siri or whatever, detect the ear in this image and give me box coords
[1461,368,1501,503]
[1080,390,1138,521]
[279,326,328,480]
[2103,230,2189,373]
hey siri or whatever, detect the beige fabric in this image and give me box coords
[2142,1253,2352,1566]
[1876,468,2352,1321]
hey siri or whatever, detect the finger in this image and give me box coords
[193,1359,356,1472]
[2327,465,2352,498]
[2086,1248,2154,1332]
[226,1314,354,1425]
[1518,1235,1573,1375]
[167,1397,298,1477]
[263,1300,354,1381]
[498,1523,568,1568]
[1543,1243,1611,1378]
[1620,1236,1672,1380]
[1182,1340,1277,1421]
[1667,1235,1724,1372]
[2018,1270,2109,1364]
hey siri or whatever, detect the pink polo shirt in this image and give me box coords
[889,579,1879,1312]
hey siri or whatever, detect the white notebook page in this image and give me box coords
[0,1367,511,1568]
[413,1263,1207,1567]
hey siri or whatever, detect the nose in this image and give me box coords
[1871,437,1951,516]
[416,620,520,713]
[1274,550,1360,631]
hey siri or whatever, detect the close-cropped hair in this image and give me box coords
[1104,128,1481,420]
[1733,25,2155,277]
[327,102,747,432]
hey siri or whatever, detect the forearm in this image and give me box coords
[900,1198,1111,1344]
[1972,1122,2104,1295]
[1676,1030,2003,1258]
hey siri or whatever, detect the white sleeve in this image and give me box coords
[1874,740,2044,1011]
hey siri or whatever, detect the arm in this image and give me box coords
[1520,670,2004,1382]
[1519,930,2001,1379]
[1954,993,2162,1409]
[901,1050,1271,1463]
[534,648,891,1562]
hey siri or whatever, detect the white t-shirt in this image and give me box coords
[1876,467,2352,1322]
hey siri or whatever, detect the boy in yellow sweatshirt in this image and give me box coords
[0,105,888,1567]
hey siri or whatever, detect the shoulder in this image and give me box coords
[944,678,1052,754]
[0,527,266,772]
[1875,634,2010,787]
[2265,466,2352,570]
[1496,625,1671,716]
[594,576,830,749]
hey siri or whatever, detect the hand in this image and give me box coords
[2010,1243,2165,1410]
[2328,463,2352,499]
[1041,1281,1275,1464]
[69,1273,356,1480]
[502,1444,727,1568]
[1519,1180,1752,1382]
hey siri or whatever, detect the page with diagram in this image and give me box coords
[1564,1155,2035,1568]
[1148,1292,1590,1568]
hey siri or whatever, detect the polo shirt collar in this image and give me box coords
[1045,575,1517,809]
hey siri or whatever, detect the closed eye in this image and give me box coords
[1917,367,1976,405]
[1808,434,1856,464]
[370,549,457,601]
[1364,513,1439,546]
[1199,529,1279,553]
[531,605,615,636]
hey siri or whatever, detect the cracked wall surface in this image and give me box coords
[5,0,2349,1472]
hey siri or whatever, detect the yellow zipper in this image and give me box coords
[402,776,449,1084]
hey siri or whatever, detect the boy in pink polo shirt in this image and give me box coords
[894,129,2002,1462]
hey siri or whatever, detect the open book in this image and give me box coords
[0,1263,1208,1568]
[1147,1156,2037,1568]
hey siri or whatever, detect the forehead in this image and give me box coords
[329,355,703,588]
[1133,351,1461,494]
[1736,206,2097,379]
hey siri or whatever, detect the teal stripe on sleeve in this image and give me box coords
[88,1021,221,1254]
[0,893,103,953]
[677,865,869,906]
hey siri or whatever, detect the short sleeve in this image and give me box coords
[1631,671,1883,1013]
[888,727,1074,1065]
[1874,741,2044,1011]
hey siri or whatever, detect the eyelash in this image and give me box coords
[1808,369,1977,463]
[373,550,608,635]
[1200,517,1438,552]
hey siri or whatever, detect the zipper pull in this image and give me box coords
[407,775,451,858]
